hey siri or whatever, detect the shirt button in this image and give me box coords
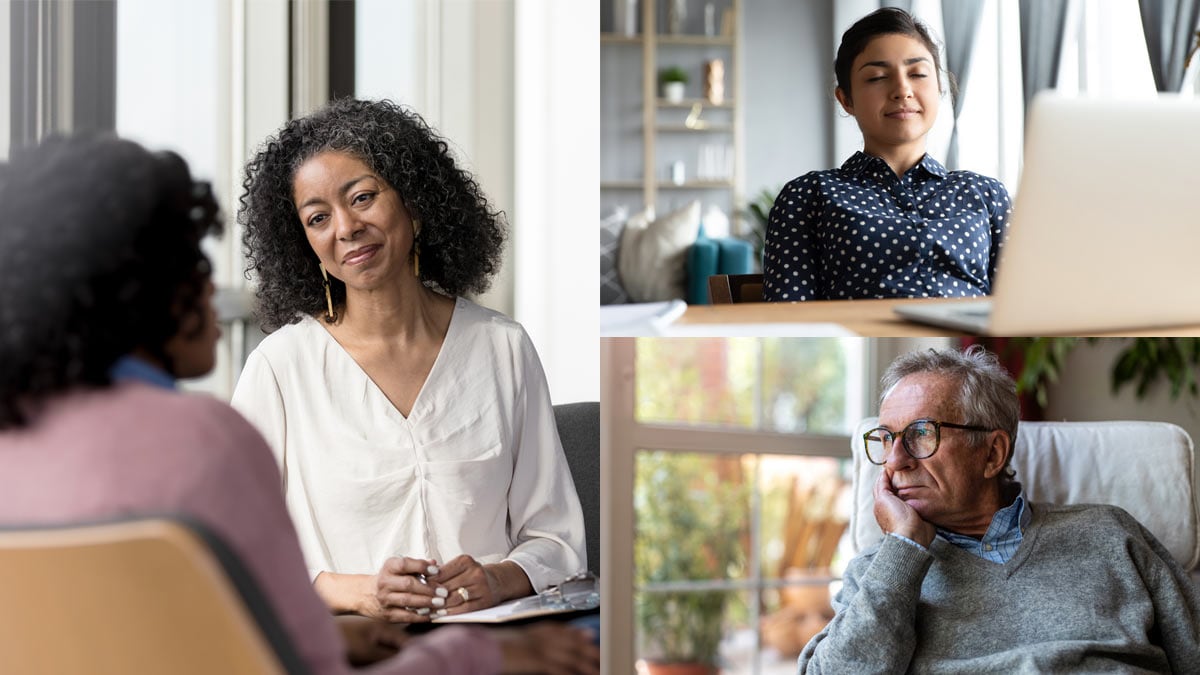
[983,544,993,552]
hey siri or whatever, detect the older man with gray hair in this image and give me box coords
[798,346,1200,673]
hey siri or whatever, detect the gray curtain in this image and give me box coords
[942,0,986,170]
[1139,0,1200,92]
[880,0,915,13]
[1019,0,1070,113]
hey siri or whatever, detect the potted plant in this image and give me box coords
[660,66,689,103]
[635,452,748,674]
[741,185,781,270]
[1009,337,1200,408]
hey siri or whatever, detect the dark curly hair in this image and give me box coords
[0,134,222,429]
[239,98,507,332]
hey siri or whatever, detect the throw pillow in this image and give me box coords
[618,201,701,302]
[600,209,630,305]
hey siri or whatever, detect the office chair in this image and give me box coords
[708,273,765,304]
[848,419,1199,571]
[0,516,308,674]
[554,402,600,576]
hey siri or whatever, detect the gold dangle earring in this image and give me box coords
[320,263,337,323]
[412,221,421,278]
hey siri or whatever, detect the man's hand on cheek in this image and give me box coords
[873,469,936,547]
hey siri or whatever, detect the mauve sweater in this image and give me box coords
[0,381,502,674]
[798,503,1200,674]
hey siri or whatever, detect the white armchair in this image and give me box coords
[848,419,1200,572]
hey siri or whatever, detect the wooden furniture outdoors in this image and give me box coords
[674,297,1200,337]
[761,477,848,657]
[0,517,305,674]
[707,273,764,304]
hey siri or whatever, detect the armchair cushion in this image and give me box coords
[687,236,755,304]
[849,419,1199,570]
[618,201,701,302]
[600,210,630,305]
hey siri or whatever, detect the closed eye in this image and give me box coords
[867,76,886,82]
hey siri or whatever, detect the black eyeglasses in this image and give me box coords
[863,418,992,465]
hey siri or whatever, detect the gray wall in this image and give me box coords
[1046,341,1200,448]
[600,0,835,217]
[742,0,834,207]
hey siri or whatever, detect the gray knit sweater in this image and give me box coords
[798,503,1200,674]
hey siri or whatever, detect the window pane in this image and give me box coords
[636,338,759,428]
[634,589,741,672]
[635,451,750,584]
[758,338,861,434]
[757,455,851,580]
[636,589,821,675]
[756,455,849,669]
[116,0,220,188]
[635,337,865,433]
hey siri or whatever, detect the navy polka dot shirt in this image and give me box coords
[763,152,1012,302]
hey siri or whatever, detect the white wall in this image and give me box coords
[355,0,596,404]
[512,0,598,404]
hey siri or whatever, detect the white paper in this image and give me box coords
[659,322,855,337]
[432,595,574,624]
[599,300,689,336]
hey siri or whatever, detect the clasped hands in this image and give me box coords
[873,469,936,548]
[365,554,505,623]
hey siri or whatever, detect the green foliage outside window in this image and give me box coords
[635,452,749,666]
[635,338,851,434]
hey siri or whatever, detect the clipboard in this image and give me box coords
[433,571,599,624]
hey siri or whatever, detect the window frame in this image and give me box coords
[605,338,861,673]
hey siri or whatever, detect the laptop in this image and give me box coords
[895,93,1200,335]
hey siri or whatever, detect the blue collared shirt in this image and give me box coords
[109,355,176,390]
[937,492,1031,564]
[763,152,1011,301]
[888,490,1031,564]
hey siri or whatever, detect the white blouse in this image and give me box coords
[230,297,585,592]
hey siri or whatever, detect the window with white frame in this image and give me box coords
[859,0,1185,196]
[608,337,870,675]
[1055,0,1158,98]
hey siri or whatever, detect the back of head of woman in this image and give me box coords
[0,134,222,429]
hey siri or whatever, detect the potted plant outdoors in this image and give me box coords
[635,452,749,675]
[660,66,689,104]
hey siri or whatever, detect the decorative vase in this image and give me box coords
[703,59,724,105]
[664,81,686,103]
[670,160,686,185]
[667,0,687,35]
[614,0,638,36]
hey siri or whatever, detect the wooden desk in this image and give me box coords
[677,297,1200,337]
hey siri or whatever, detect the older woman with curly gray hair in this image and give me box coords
[231,98,586,624]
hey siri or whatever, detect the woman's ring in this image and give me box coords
[458,586,471,602]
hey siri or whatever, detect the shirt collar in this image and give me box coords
[937,484,1030,545]
[915,153,948,179]
[839,151,947,181]
[109,355,176,390]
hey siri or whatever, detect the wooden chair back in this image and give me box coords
[0,517,306,674]
[708,274,765,304]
